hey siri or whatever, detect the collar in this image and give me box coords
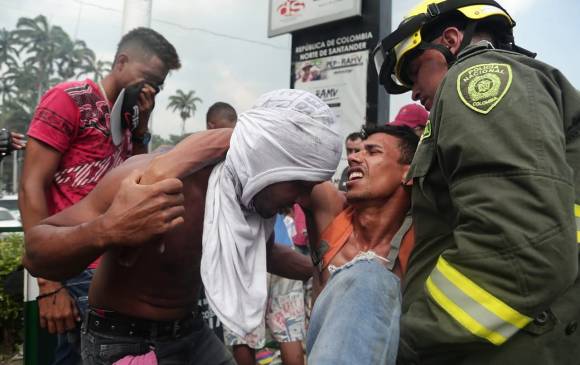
[456,40,495,60]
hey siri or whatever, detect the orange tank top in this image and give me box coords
[313,207,415,278]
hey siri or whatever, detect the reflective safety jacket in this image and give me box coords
[400,42,580,365]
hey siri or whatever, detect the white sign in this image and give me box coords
[268,0,362,37]
[294,49,368,183]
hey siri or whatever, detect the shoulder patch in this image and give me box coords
[420,120,431,141]
[456,63,512,114]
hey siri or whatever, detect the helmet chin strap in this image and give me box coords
[420,21,479,69]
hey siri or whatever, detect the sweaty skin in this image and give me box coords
[304,133,412,299]
[24,128,312,321]
[89,164,213,320]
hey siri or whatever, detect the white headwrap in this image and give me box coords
[201,89,341,337]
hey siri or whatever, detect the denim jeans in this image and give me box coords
[80,316,235,365]
[306,255,401,365]
[52,268,94,365]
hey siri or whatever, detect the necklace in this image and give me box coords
[97,80,109,103]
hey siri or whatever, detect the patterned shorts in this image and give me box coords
[223,274,306,349]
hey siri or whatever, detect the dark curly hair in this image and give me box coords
[362,124,419,165]
[115,27,181,70]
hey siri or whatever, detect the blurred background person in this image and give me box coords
[388,103,429,137]
[206,101,237,130]
[337,132,363,192]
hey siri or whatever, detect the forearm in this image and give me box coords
[267,243,313,281]
[23,217,108,280]
[19,181,50,232]
[140,129,231,184]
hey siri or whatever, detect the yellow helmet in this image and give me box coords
[372,0,517,94]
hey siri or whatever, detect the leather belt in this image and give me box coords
[86,309,202,339]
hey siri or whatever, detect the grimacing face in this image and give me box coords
[345,133,410,202]
[252,180,318,218]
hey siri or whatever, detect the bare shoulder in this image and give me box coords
[310,181,346,234]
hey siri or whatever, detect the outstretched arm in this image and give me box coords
[140,128,231,184]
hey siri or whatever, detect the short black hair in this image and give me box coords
[345,132,363,143]
[362,125,419,165]
[206,102,237,123]
[116,27,181,70]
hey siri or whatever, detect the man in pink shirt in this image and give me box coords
[19,27,180,365]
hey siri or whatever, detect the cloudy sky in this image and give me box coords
[0,0,578,137]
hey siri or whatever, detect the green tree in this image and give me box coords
[0,15,111,193]
[0,234,24,356]
[56,39,96,81]
[14,15,72,98]
[77,59,112,82]
[0,28,19,71]
[167,89,202,135]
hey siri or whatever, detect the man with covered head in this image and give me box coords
[22,89,341,364]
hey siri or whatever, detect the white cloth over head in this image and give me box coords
[201,89,341,337]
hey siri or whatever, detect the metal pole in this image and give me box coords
[12,150,17,193]
[122,0,154,148]
[122,0,152,35]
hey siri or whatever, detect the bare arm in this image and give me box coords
[300,181,346,299]
[23,155,184,280]
[19,138,60,233]
[19,138,81,334]
[140,128,231,184]
[23,129,231,280]
[266,235,313,281]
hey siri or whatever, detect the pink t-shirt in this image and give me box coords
[27,79,131,269]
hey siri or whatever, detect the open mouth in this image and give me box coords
[348,167,364,182]
[349,171,363,181]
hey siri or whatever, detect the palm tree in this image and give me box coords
[0,28,19,72]
[167,89,202,135]
[14,15,72,98]
[56,39,96,80]
[76,59,112,82]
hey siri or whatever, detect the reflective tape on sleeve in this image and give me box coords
[574,204,580,243]
[426,256,532,345]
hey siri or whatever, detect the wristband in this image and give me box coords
[36,286,64,301]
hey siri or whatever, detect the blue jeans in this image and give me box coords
[52,269,94,365]
[80,316,235,364]
[306,256,401,365]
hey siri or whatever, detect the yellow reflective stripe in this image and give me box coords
[426,277,507,345]
[426,257,532,345]
[436,257,532,330]
[575,204,580,243]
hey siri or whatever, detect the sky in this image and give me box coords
[0,0,578,137]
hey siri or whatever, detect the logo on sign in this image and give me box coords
[277,0,305,16]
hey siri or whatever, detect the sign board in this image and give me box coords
[268,0,362,37]
[292,29,375,185]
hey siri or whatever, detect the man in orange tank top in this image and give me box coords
[303,124,419,365]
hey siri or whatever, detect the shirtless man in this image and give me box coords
[23,89,341,364]
[303,125,419,365]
